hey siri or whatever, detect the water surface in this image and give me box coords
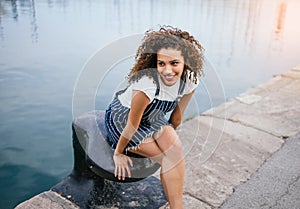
[0,0,299,208]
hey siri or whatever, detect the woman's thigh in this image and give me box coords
[128,137,164,164]
[128,125,182,162]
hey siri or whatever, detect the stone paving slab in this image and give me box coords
[182,194,211,209]
[199,116,283,154]
[282,68,300,79]
[179,117,283,208]
[159,194,212,209]
[203,74,300,137]
[219,133,300,209]
[15,191,79,209]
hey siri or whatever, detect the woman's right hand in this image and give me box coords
[113,152,133,180]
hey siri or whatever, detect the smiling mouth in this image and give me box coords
[163,74,176,81]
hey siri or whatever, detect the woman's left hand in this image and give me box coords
[113,152,133,180]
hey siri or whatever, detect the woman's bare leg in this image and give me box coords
[129,126,185,209]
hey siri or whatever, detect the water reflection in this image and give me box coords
[275,1,287,47]
[276,1,287,35]
[0,0,291,53]
[0,0,38,42]
[29,0,38,42]
[11,0,18,20]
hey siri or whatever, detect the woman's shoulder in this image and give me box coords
[131,75,157,101]
[183,71,199,94]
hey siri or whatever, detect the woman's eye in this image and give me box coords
[171,61,179,66]
[158,62,165,67]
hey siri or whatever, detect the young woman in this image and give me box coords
[105,26,204,208]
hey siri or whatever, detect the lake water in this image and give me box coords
[0,0,299,208]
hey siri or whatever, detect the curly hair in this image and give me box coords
[128,26,204,84]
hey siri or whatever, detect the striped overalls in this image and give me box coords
[104,77,185,152]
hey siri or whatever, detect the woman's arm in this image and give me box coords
[169,90,195,129]
[113,90,150,180]
[114,90,150,154]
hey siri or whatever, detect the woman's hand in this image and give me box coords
[113,152,133,180]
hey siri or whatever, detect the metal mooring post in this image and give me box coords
[51,110,167,209]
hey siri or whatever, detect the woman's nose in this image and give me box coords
[165,64,172,73]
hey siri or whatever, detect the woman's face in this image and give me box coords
[157,48,184,86]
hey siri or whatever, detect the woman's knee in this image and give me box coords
[158,125,178,140]
[156,126,183,155]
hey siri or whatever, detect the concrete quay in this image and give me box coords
[175,65,300,208]
[219,132,300,209]
[15,66,300,209]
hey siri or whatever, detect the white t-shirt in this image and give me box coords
[118,73,198,108]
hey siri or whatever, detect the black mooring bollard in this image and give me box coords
[51,110,167,209]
